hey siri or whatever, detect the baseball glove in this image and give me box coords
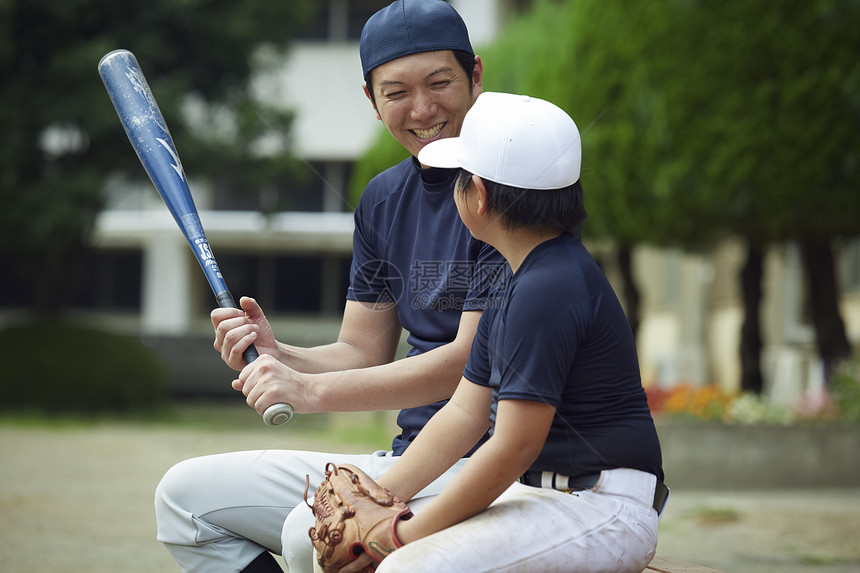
[306,462,412,573]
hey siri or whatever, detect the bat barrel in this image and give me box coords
[99,49,294,427]
[98,50,228,295]
[98,50,198,222]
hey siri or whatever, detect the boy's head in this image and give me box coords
[418,92,586,233]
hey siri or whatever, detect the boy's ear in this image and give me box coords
[472,175,489,215]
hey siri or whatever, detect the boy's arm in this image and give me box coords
[394,397,556,544]
[341,393,555,573]
[375,379,494,499]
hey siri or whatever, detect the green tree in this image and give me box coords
[605,0,860,385]
[349,126,409,208]
[477,1,700,341]
[0,0,315,315]
[483,0,859,389]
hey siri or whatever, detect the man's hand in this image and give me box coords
[232,354,314,415]
[212,296,279,370]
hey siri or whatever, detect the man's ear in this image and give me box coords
[472,175,489,216]
[363,83,382,120]
[471,55,484,98]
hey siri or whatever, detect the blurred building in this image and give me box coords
[20,0,860,399]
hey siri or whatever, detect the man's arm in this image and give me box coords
[212,298,402,373]
[230,302,483,415]
[304,308,482,412]
[280,299,404,374]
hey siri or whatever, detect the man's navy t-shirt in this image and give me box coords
[347,157,506,455]
[464,233,663,481]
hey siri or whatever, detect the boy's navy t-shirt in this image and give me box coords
[347,157,506,455]
[464,233,663,481]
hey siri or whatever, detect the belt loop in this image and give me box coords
[555,474,570,491]
[540,471,554,489]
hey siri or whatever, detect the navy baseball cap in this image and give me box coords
[360,0,474,80]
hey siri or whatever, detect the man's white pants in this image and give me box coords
[287,468,660,573]
[154,449,467,573]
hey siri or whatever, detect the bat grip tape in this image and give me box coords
[214,290,260,364]
[214,289,292,425]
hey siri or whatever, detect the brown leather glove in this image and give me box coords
[307,463,412,573]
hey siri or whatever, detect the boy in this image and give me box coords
[341,92,667,572]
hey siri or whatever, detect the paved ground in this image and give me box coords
[1,415,859,572]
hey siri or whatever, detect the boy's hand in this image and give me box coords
[309,463,412,573]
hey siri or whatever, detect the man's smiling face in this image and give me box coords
[366,50,483,162]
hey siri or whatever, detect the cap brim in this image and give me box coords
[417,137,463,169]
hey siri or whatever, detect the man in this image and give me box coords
[154,2,505,572]
[342,92,667,573]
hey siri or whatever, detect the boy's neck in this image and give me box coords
[487,228,562,274]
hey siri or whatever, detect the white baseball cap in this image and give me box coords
[417,92,581,190]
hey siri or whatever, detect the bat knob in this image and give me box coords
[263,403,294,426]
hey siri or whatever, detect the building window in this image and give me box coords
[0,248,142,312]
[0,255,38,308]
[299,1,397,42]
[206,160,354,213]
[216,253,351,316]
[52,249,143,312]
[280,160,355,213]
[347,0,392,39]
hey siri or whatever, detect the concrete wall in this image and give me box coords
[658,421,860,489]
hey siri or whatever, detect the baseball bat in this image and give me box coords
[97,49,294,426]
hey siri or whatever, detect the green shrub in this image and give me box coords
[0,321,167,413]
[831,357,860,423]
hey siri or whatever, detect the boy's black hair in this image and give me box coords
[366,50,477,107]
[456,169,587,234]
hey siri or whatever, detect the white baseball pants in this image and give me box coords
[154,449,467,573]
[287,467,661,573]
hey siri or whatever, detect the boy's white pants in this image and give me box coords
[288,468,661,573]
[154,449,467,573]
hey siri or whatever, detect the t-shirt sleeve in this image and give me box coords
[463,306,494,386]
[346,190,390,304]
[462,242,508,311]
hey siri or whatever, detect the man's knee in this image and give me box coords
[155,457,198,521]
[154,455,234,533]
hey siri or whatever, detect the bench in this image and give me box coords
[646,555,725,572]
